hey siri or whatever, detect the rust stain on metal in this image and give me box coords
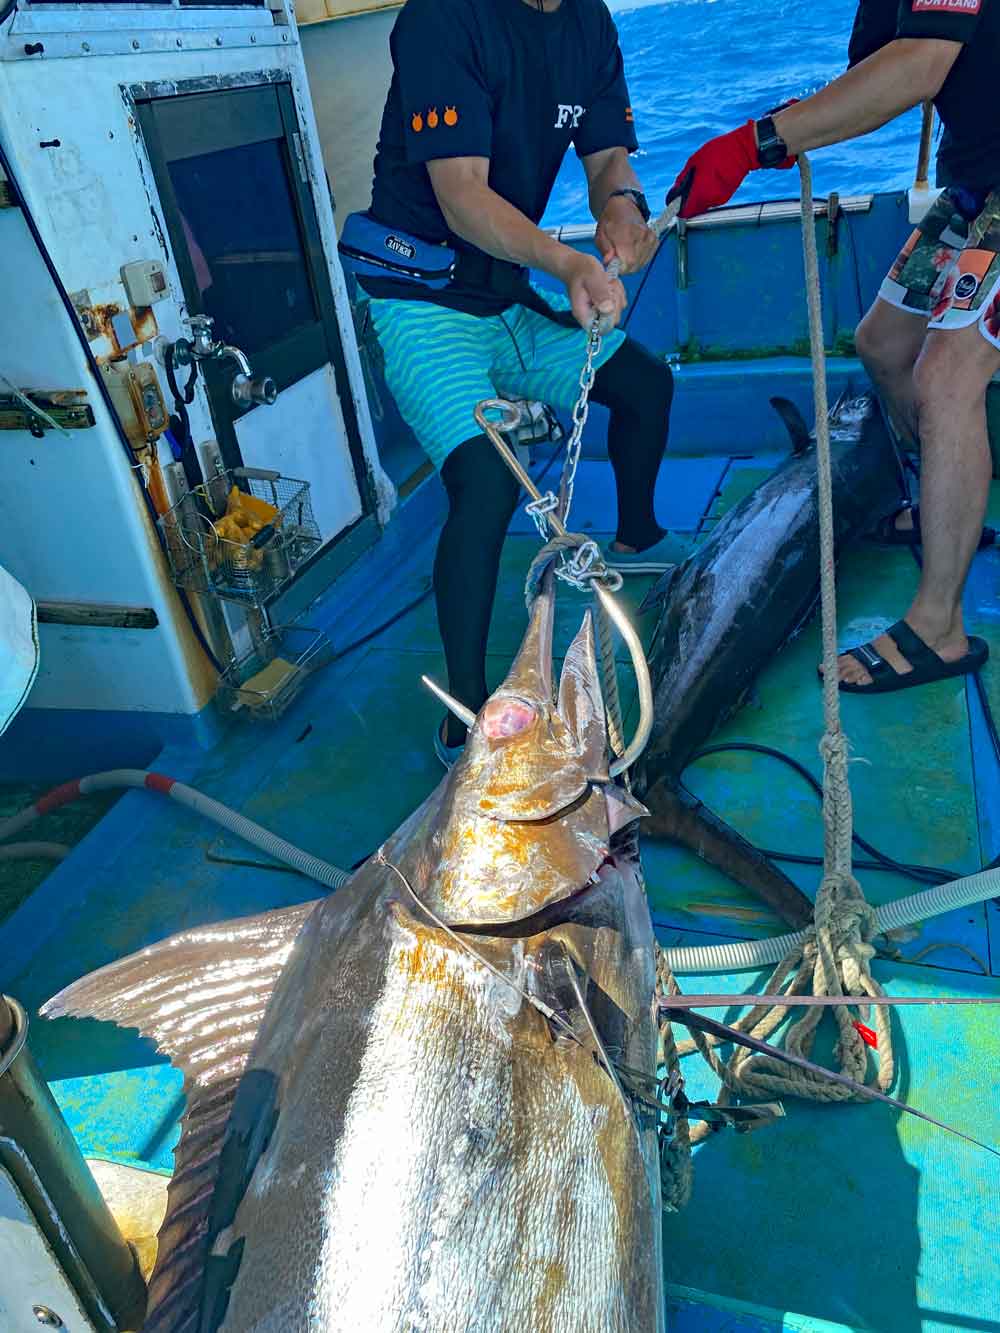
[88,302,124,346]
[85,301,158,360]
[133,304,159,343]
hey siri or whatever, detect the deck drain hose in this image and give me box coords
[660,868,1000,973]
[0,770,351,891]
[4,772,998,972]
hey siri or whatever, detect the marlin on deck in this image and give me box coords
[43,579,665,1333]
[636,393,902,928]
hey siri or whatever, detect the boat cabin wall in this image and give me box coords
[0,2,382,779]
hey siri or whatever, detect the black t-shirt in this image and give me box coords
[369,0,637,247]
[849,1,1000,188]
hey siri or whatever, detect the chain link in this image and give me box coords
[555,538,623,594]
[560,317,603,527]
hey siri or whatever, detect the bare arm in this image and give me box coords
[427,155,627,329]
[773,38,961,156]
[583,145,658,274]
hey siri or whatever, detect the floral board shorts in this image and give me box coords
[880,186,1000,347]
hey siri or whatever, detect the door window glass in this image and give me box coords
[168,138,318,358]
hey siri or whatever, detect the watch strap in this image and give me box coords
[754,116,789,168]
[607,187,651,223]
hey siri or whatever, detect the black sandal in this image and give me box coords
[870,503,997,550]
[833,620,989,695]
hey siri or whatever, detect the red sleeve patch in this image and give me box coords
[912,0,982,12]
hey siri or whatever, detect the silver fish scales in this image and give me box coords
[44,580,664,1332]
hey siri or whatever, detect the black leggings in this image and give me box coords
[434,337,673,745]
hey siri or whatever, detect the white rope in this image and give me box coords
[656,156,895,1156]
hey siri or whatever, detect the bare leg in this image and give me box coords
[854,297,929,445]
[837,320,1000,685]
[854,298,930,533]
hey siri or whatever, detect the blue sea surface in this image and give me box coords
[543,0,925,225]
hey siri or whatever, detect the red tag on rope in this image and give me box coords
[852,1019,878,1049]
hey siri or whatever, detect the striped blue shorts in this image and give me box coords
[366,289,625,470]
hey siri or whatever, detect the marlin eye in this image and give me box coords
[481,698,537,741]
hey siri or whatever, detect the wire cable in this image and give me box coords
[621,220,668,334]
[684,742,957,887]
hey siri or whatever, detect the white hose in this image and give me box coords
[0,770,351,891]
[6,771,998,956]
[662,866,1000,973]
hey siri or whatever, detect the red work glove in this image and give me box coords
[670,120,796,220]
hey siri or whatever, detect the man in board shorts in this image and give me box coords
[354,0,674,766]
[668,0,999,696]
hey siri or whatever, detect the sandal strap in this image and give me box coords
[847,642,893,679]
[885,619,940,670]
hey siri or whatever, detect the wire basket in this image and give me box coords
[218,625,333,721]
[160,467,321,605]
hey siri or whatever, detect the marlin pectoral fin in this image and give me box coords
[42,901,317,1081]
[643,778,815,929]
[42,901,318,1333]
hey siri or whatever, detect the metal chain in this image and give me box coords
[559,318,603,526]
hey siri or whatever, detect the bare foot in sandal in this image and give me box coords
[821,616,987,693]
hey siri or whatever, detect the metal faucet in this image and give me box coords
[171,315,278,409]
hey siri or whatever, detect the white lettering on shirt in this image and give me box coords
[912,0,981,13]
[555,104,585,130]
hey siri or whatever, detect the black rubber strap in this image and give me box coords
[848,642,892,680]
[885,619,940,670]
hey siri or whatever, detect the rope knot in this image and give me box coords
[819,729,850,771]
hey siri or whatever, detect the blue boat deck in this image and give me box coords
[4,444,1000,1332]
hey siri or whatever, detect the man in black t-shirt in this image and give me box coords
[667,0,999,697]
[357,0,674,765]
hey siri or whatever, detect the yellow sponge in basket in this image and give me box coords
[236,657,297,706]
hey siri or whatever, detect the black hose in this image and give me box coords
[0,138,225,673]
[684,742,957,887]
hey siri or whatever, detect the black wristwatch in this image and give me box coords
[755,114,790,168]
[607,187,651,222]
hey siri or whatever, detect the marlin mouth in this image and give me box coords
[453,851,629,940]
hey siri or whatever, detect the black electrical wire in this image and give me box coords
[329,583,434,666]
[621,216,668,334]
[684,742,958,886]
[322,428,567,662]
[0,139,225,673]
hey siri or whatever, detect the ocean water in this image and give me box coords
[543,0,925,225]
